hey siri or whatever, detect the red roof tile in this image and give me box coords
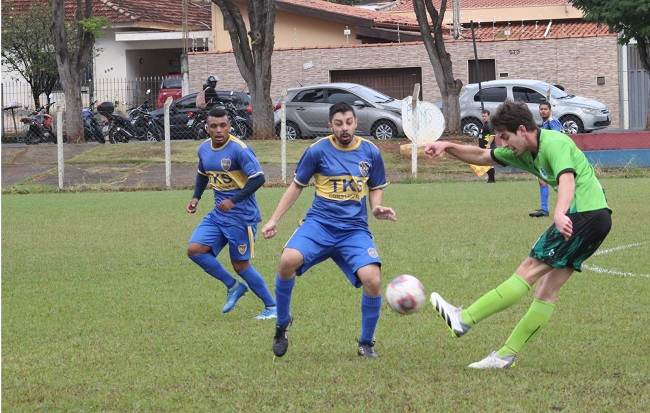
[466,19,614,41]
[392,0,571,12]
[5,0,211,28]
[277,0,420,26]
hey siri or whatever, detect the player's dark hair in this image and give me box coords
[329,101,356,122]
[491,99,537,133]
[208,107,229,122]
[482,109,490,116]
[539,100,552,111]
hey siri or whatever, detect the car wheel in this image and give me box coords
[276,122,301,140]
[372,120,397,140]
[560,115,584,134]
[461,118,482,138]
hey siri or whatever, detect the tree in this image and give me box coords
[1,1,59,109]
[50,0,108,143]
[571,0,650,129]
[212,0,276,139]
[411,0,462,134]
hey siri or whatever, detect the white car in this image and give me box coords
[459,79,611,136]
[274,83,404,140]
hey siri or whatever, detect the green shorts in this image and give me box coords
[530,208,612,271]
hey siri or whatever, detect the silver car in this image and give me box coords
[459,79,611,137]
[274,83,404,139]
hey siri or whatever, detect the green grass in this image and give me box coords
[2,179,650,411]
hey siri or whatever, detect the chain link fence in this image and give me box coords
[2,77,163,143]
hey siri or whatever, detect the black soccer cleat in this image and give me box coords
[529,209,549,217]
[357,340,379,359]
[272,316,293,357]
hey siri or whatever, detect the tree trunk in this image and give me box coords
[214,0,275,139]
[50,0,95,144]
[412,0,463,134]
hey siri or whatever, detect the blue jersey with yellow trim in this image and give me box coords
[293,135,388,229]
[197,136,263,225]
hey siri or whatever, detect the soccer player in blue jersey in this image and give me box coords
[262,102,397,358]
[186,107,277,320]
[530,101,565,218]
[425,100,611,369]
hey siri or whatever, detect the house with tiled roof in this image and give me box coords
[187,0,646,128]
[2,0,212,106]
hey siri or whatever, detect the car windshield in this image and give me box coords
[162,76,182,89]
[348,85,394,104]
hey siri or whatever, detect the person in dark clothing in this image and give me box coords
[478,110,496,183]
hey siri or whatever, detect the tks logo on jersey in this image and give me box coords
[208,171,238,191]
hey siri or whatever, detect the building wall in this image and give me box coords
[188,35,620,128]
[394,5,584,25]
[211,4,364,52]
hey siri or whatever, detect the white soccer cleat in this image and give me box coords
[430,292,471,337]
[468,351,516,369]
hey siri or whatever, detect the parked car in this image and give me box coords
[458,79,611,137]
[274,83,404,140]
[155,74,183,109]
[151,90,252,140]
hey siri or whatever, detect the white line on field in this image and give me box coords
[582,241,650,278]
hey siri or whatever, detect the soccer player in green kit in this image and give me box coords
[424,100,612,369]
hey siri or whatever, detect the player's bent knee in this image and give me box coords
[187,242,210,257]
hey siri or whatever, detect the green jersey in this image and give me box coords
[492,129,609,214]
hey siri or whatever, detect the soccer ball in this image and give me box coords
[385,274,426,315]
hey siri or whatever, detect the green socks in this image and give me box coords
[461,274,531,325]
[498,298,556,357]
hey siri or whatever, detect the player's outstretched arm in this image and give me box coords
[425,141,495,166]
[262,183,304,239]
[369,189,396,222]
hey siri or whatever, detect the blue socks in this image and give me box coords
[540,184,550,212]
[238,266,276,308]
[275,275,295,326]
[189,253,236,289]
[360,293,382,344]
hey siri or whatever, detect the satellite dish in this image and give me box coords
[401,97,445,145]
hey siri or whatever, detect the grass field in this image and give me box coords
[2,179,649,411]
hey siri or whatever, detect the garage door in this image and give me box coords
[330,67,422,100]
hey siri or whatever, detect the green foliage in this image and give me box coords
[1,1,59,107]
[2,180,649,410]
[571,0,650,43]
[79,17,110,38]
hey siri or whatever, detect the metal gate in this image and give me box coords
[627,44,649,129]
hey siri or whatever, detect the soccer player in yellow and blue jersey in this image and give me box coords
[262,102,397,358]
[425,99,611,368]
[186,107,276,320]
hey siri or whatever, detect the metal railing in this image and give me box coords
[2,77,163,143]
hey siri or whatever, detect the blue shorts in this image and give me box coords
[285,218,381,288]
[189,213,256,260]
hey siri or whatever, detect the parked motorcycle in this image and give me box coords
[97,100,162,144]
[83,100,105,144]
[126,99,162,141]
[20,102,57,145]
[187,100,249,140]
